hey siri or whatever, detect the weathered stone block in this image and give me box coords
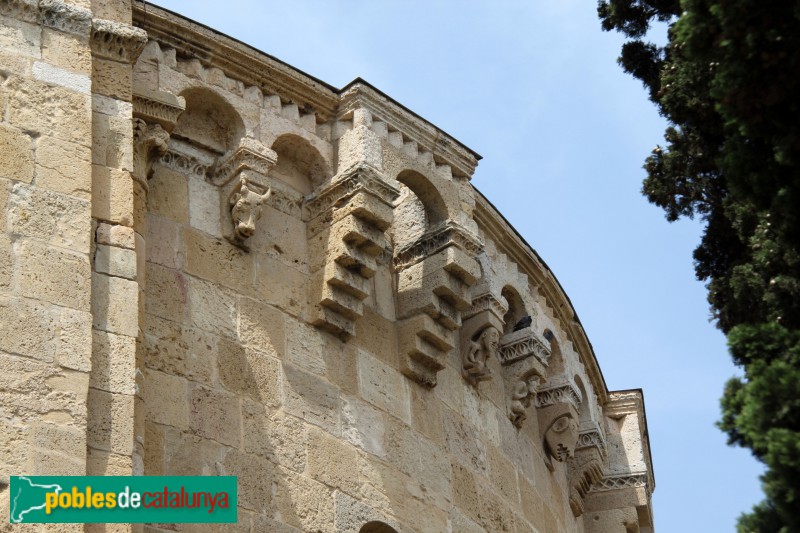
[42,28,91,74]
[271,466,335,532]
[35,135,92,198]
[242,402,307,473]
[190,384,241,447]
[92,272,138,337]
[239,296,284,356]
[0,17,41,59]
[32,421,86,459]
[58,307,92,371]
[9,183,91,252]
[144,262,187,322]
[145,214,182,267]
[96,222,134,249]
[358,350,410,423]
[92,57,132,100]
[87,388,134,455]
[144,369,189,430]
[184,227,254,293]
[87,448,133,476]
[0,297,59,360]
[142,318,214,386]
[16,240,91,310]
[147,166,188,223]
[95,243,137,280]
[217,337,281,406]
[0,233,11,290]
[283,363,340,436]
[255,254,307,317]
[90,330,135,394]
[188,277,237,337]
[91,165,133,225]
[341,396,385,458]
[31,448,85,475]
[187,177,221,236]
[307,426,359,495]
[0,124,34,182]
[220,448,274,513]
[7,75,91,145]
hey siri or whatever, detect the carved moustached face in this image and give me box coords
[545,414,579,462]
[482,327,500,353]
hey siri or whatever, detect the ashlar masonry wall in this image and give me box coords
[0,2,655,532]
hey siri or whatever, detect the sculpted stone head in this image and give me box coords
[230,178,271,240]
[545,413,579,462]
[480,326,500,355]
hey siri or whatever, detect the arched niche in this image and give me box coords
[543,328,565,377]
[360,521,399,533]
[501,285,528,334]
[392,169,448,250]
[174,87,244,154]
[270,134,330,194]
[574,375,591,425]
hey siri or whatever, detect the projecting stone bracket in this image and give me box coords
[500,326,551,427]
[132,88,186,188]
[395,222,482,387]
[536,378,582,471]
[209,138,277,248]
[306,163,399,339]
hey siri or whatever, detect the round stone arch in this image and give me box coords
[174,86,245,154]
[269,133,331,194]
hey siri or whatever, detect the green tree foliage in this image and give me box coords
[598,1,800,530]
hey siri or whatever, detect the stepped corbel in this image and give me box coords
[305,163,400,339]
[394,222,482,387]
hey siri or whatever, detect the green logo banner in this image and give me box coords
[9,476,237,524]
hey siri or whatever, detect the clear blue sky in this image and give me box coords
[149,1,764,530]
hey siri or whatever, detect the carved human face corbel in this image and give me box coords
[463,325,500,383]
[544,413,579,463]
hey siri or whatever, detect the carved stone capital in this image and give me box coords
[393,220,483,272]
[132,119,169,187]
[211,138,277,187]
[535,379,582,410]
[132,89,186,133]
[498,326,551,367]
[157,139,214,179]
[303,162,400,223]
[40,0,91,36]
[463,291,507,323]
[91,19,148,63]
[590,473,649,494]
[0,0,39,24]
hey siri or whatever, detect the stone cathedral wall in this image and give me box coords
[0,1,655,532]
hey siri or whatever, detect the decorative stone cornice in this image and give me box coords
[591,474,649,494]
[473,192,608,405]
[157,144,212,179]
[269,188,302,218]
[576,427,606,454]
[393,221,483,271]
[132,90,186,132]
[211,138,277,187]
[498,327,551,367]
[133,1,339,120]
[339,81,480,178]
[535,380,582,410]
[41,0,91,36]
[303,163,400,222]
[90,18,148,63]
